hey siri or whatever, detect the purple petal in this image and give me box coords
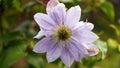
[33,37,56,53]
[82,22,94,31]
[71,21,84,31]
[65,6,81,28]
[47,44,62,62]
[83,43,99,56]
[34,13,57,31]
[60,48,74,67]
[46,0,59,15]
[73,21,94,31]
[49,3,66,25]
[70,37,89,59]
[34,30,54,39]
[66,42,80,61]
[73,30,99,43]
[34,31,45,39]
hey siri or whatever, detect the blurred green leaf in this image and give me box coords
[13,0,22,12]
[0,41,27,68]
[4,0,22,12]
[28,54,44,68]
[118,45,120,52]
[58,61,67,68]
[0,45,3,54]
[15,20,31,31]
[83,6,92,13]
[93,12,116,40]
[100,1,115,21]
[4,0,13,9]
[107,38,118,49]
[23,1,36,13]
[0,31,23,44]
[110,24,120,37]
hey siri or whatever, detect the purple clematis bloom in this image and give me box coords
[33,0,99,67]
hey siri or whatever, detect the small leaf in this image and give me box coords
[0,31,22,44]
[107,38,118,49]
[110,24,120,37]
[100,1,115,21]
[13,0,22,12]
[83,6,92,13]
[4,0,13,9]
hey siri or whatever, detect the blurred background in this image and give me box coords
[0,0,120,68]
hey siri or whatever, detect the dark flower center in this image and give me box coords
[55,25,72,42]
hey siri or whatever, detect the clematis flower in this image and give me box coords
[33,0,99,67]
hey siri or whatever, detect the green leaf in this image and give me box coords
[0,44,3,54]
[0,31,23,44]
[15,20,31,32]
[94,40,107,60]
[118,45,120,52]
[4,0,14,9]
[110,24,120,37]
[23,1,36,13]
[100,1,115,21]
[93,13,116,39]
[83,6,92,13]
[13,0,22,12]
[0,41,27,68]
[58,61,67,68]
[107,38,118,49]
[28,54,45,68]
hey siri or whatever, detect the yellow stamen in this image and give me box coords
[54,25,72,42]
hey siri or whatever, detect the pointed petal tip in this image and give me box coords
[96,35,99,40]
[47,56,56,63]
[47,58,52,63]
[74,5,81,11]
[32,48,39,53]
[34,13,41,19]
[33,36,38,39]
[60,48,74,68]
[85,22,94,30]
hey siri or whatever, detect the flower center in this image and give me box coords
[54,25,72,42]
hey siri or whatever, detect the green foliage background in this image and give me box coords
[0,0,120,68]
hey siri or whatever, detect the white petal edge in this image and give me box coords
[34,13,57,31]
[73,30,99,43]
[73,21,94,31]
[65,5,81,28]
[34,30,45,39]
